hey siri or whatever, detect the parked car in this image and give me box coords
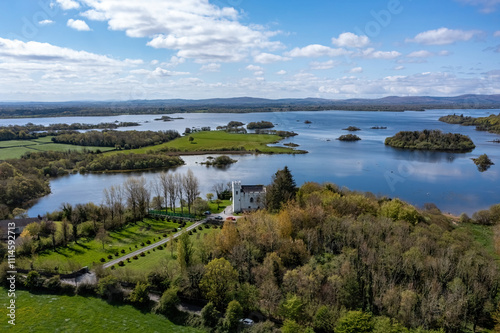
[204,211,211,215]
[214,216,223,220]
[226,216,236,221]
[239,318,254,326]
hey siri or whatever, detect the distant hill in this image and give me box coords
[0,94,499,118]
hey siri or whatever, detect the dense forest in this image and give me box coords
[385,130,475,151]
[439,114,500,134]
[3,168,500,332]
[0,122,139,141]
[52,129,180,149]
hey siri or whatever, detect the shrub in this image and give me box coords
[153,248,156,252]
[140,252,145,257]
[25,271,42,290]
[133,255,138,260]
[121,249,125,254]
[107,255,113,259]
[163,233,167,237]
[114,252,119,257]
[147,251,150,254]
[43,275,62,291]
[129,282,150,306]
[198,226,203,231]
[140,242,145,247]
[118,261,125,267]
[154,287,179,315]
[76,283,97,296]
[100,258,106,263]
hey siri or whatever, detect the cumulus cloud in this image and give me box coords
[77,0,280,63]
[39,20,54,26]
[130,67,190,77]
[455,0,500,13]
[349,67,363,73]
[67,19,91,31]
[407,50,435,58]
[287,44,350,57]
[406,27,483,45]
[331,32,370,48]
[56,0,80,10]
[276,70,287,75]
[253,53,290,64]
[394,65,405,70]
[360,48,401,59]
[200,63,221,72]
[310,60,339,70]
[246,65,264,72]
[80,9,107,21]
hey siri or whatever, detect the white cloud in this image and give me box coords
[56,0,80,10]
[331,32,370,48]
[39,19,54,26]
[310,60,339,70]
[80,9,107,21]
[495,31,500,37]
[276,70,287,75]
[78,0,280,63]
[253,53,290,64]
[361,48,401,59]
[455,0,500,13]
[67,19,91,31]
[406,27,483,45]
[287,44,350,57]
[407,50,435,58]
[200,63,221,72]
[394,65,405,70]
[131,67,190,77]
[246,65,263,72]
[349,67,363,73]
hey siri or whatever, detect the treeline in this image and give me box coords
[337,134,361,141]
[0,122,139,141]
[52,129,180,149]
[247,121,275,129]
[439,113,500,134]
[385,130,475,151]
[254,129,298,137]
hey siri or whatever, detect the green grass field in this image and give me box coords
[107,131,301,155]
[18,218,191,272]
[0,136,114,160]
[0,288,202,332]
[117,227,218,272]
[458,223,499,259]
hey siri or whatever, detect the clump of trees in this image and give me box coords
[337,134,361,141]
[385,129,475,151]
[343,126,361,131]
[202,155,237,167]
[439,113,500,134]
[247,121,275,129]
[52,129,180,149]
[472,153,494,172]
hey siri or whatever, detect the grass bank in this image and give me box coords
[0,288,202,332]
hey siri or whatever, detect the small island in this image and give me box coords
[337,134,361,141]
[385,130,475,151]
[371,126,387,129]
[304,120,312,124]
[472,154,494,172]
[439,113,500,134]
[283,142,300,147]
[154,115,184,121]
[343,126,361,131]
[202,155,237,167]
[247,121,275,129]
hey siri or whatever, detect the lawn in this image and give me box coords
[207,199,232,213]
[116,226,219,273]
[106,131,302,155]
[0,136,114,160]
[0,288,203,333]
[18,218,192,273]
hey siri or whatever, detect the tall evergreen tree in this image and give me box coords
[266,166,297,211]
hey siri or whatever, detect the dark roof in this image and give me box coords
[241,185,265,193]
[0,218,42,236]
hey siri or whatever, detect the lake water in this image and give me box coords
[2,109,499,216]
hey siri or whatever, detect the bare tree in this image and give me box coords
[175,173,184,213]
[183,169,200,214]
[167,173,178,213]
[123,177,150,222]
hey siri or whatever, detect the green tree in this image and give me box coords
[280,293,304,322]
[201,301,220,328]
[266,166,297,211]
[206,193,214,202]
[281,319,314,333]
[313,305,336,332]
[335,311,374,333]
[25,271,42,290]
[223,300,243,332]
[154,286,180,315]
[200,258,239,309]
[129,282,150,306]
[177,232,194,271]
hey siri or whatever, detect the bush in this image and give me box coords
[335,311,374,333]
[140,242,145,247]
[129,282,150,306]
[43,275,62,292]
[133,255,138,260]
[100,258,106,263]
[146,240,151,245]
[118,261,125,267]
[97,276,123,302]
[25,271,42,290]
[154,287,180,315]
[107,255,113,259]
[121,249,125,254]
[76,283,97,296]
[140,252,145,257]
[114,252,119,257]
[201,302,220,328]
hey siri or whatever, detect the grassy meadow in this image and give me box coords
[0,288,203,333]
[0,136,114,160]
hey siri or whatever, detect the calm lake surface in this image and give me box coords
[2,109,499,216]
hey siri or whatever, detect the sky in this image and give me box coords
[0,0,499,101]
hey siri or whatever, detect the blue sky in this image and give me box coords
[0,0,498,101]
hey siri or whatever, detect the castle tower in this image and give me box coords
[232,181,242,213]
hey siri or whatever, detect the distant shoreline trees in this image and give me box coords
[385,129,475,151]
